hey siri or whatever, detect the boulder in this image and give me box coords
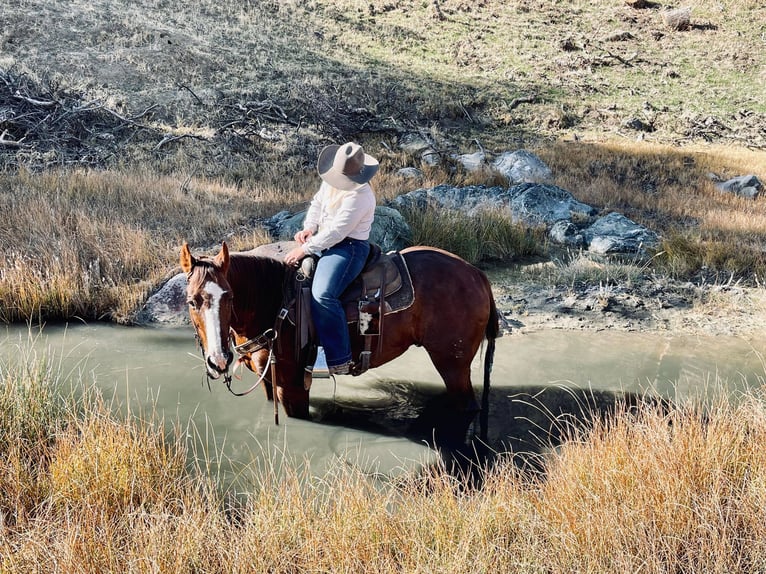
[139,273,189,325]
[509,183,597,226]
[391,183,657,254]
[582,212,660,254]
[389,184,508,215]
[453,150,485,172]
[492,150,553,184]
[395,167,424,181]
[549,220,585,248]
[716,175,761,199]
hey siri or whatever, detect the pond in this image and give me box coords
[3,323,765,484]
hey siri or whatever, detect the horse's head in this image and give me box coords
[180,242,234,380]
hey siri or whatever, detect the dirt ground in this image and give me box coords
[492,268,766,338]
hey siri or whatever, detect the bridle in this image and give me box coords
[191,293,290,424]
[187,261,293,425]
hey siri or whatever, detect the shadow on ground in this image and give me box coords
[309,379,656,487]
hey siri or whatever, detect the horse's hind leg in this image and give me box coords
[426,347,479,411]
[425,348,481,443]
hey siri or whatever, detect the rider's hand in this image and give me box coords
[294,229,313,244]
[284,246,306,267]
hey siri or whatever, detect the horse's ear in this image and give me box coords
[215,242,230,274]
[180,242,195,274]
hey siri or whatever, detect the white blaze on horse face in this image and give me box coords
[202,280,228,370]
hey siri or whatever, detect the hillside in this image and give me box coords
[1,0,764,172]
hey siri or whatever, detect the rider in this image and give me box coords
[284,142,379,375]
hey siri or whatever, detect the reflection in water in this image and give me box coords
[2,324,765,486]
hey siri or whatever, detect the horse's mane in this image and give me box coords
[226,253,288,316]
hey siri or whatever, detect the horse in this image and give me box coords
[180,241,499,437]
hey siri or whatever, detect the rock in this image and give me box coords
[716,175,761,199]
[398,133,433,154]
[492,150,553,184]
[391,182,597,226]
[662,7,691,31]
[583,212,660,254]
[396,167,424,180]
[509,183,597,226]
[453,150,485,172]
[421,148,441,166]
[263,206,412,253]
[549,220,584,248]
[139,273,189,325]
[389,184,508,214]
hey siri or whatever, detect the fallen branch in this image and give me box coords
[0,129,25,147]
[154,132,208,150]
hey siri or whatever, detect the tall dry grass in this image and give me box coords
[0,167,309,323]
[4,342,766,572]
[540,140,766,281]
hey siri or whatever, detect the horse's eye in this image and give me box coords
[187,298,199,310]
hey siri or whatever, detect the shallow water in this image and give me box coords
[3,323,765,484]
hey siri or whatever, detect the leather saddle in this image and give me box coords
[289,244,415,374]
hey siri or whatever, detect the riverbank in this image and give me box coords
[491,262,766,338]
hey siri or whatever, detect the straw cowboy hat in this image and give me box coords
[317,142,379,191]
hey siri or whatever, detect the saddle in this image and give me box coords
[289,244,414,374]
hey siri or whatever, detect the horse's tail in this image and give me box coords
[480,290,499,441]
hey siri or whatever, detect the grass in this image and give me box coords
[1,138,765,323]
[401,204,546,263]
[4,340,766,572]
[0,0,764,323]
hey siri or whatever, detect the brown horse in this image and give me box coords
[180,242,499,434]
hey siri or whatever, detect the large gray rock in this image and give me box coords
[391,183,595,225]
[139,273,189,325]
[492,150,553,184]
[716,175,761,199]
[509,183,597,226]
[263,205,412,253]
[582,212,660,254]
[391,183,657,254]
[453,150,485,172]
[390,184,507,214]
[549,220,585,248]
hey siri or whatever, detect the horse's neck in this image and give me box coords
[228,254,287,335]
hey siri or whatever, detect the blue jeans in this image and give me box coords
[311,238,370,367]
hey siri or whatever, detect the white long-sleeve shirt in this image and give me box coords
[300,181,376,255]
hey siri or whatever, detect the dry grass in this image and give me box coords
[0,0,764,322]
[539,140,766,281]
[0,167,310,323]
[4,344,766,572]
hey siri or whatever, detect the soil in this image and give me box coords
[491,266,766,338]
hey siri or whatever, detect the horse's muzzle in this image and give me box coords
[206,350,233,378]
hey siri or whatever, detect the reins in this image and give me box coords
[227,307,290,425]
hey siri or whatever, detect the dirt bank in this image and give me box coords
[491,266,766,339]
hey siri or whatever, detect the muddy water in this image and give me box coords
[3,324,765,483]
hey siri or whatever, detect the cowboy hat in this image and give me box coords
[317,142,379,191]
